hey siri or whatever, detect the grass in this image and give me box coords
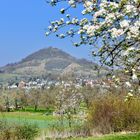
[0,112,57,129]
[69,133,140,140]
[0,112,54,120]
[0,111,82,129]
[20,106,54,114]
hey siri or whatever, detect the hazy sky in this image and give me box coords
[0,0,93,67]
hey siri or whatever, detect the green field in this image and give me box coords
[0,112,57,129]
[0,111,81,129]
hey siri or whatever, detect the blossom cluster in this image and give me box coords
[46,0,140,93]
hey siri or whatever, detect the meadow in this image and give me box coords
[0,109,84,130]
[0,111,140,140]
[0,111,56,129]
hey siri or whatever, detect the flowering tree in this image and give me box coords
[46,0,140,90]
[56,85,83,127]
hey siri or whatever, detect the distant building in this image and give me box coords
[18,81,26,88]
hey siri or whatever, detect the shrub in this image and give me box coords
[15,123,39,140]
[0,120,39,140]
[0,120,16,140]
[88,94,140,134]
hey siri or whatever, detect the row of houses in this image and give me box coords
[5,77,119,91]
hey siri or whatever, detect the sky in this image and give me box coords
[0,0,93,67]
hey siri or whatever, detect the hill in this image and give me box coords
[0,47,107,83]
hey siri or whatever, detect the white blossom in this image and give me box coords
[94,9,106,19]
[125,5,137,13]
[84,1,93,8]
[110,28,124,38]
[109,2,119,8]
[129,26,139,37]
[128,92,133,97]
[120,20,129,28]
[66,21,71,25]
[132,73,138,80]
[60,8,65,14]
[48,26,52,30]
[72,18,79,24]
[45,32,49,36]
[69,0,76,7]
[125,82,131,87]
[82,9,87,15]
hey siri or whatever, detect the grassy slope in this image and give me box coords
[0,73,20,83]
[0,73,20,79]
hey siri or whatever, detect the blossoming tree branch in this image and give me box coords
[46,0,140,92]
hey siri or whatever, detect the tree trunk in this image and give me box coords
[34,104,38,111]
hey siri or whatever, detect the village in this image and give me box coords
[5,77,117,90]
